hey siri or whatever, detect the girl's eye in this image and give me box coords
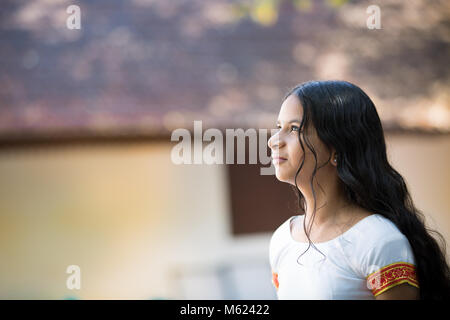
[276,125,300,132]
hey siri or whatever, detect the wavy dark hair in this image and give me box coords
[284,80,450,300]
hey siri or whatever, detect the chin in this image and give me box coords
[275,169,289,183]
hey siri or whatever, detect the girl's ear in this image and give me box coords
[330,151,338,167]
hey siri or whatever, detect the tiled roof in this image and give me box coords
[0,0,449,142]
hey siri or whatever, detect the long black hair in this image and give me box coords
[285,80,450,300]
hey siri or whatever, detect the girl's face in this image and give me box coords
[268,94,334,186]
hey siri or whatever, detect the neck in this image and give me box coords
[302,179,354,229]
[304,199,354,229]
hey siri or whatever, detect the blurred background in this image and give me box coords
[0,0,449,299]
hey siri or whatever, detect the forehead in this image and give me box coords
[277,94,303,122]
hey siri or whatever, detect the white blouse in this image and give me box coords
[269,213,419,299]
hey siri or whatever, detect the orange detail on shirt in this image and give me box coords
[272,271,279,290]
[366,262,419,296]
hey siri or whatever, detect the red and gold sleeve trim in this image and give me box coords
[366,262,419,297]
[271,271,279,290]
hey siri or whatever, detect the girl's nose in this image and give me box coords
[268,131,285,150]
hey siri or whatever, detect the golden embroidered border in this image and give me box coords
[366,262,419,296]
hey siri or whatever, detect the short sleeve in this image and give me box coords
[360,235,419,297]
[269,219,290,292]
[269,234,278,273]
[269,233,280,291]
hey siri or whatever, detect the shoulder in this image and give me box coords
[356,213,407,243]
[269,216,292,253]
[348,214,418,280]
[343,214,419,297]
[336,213,413,265]
[269,216,293,272]
[348,214,414,258]
[270,216,293,245]
[339,213,409,253]
[369,214,415,255]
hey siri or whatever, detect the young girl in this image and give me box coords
[267,80,450,300]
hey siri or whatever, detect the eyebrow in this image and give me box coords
[276,119,301,124]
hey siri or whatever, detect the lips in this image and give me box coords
[272,155,287,160]
[272,156,287,165]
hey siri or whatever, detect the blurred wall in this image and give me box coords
[0,141,273,299]
[0,133,448,299]
[385,134,450,257]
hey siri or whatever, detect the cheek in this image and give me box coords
[288,138,304,164]
[276,141,303,179]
